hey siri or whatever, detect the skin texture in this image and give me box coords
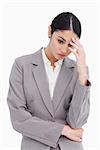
[61,125,84,142]
[45,25,88,85]
[45,26,78,64]
[44,25,88,142]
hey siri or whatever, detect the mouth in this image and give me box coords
[57,53,66,57]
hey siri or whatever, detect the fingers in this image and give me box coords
[74,128,84,142]
[71,134,82,142]
[68,38,79,56]
[69,41,79,50]
[71,37,80,46]
[75,137,82,142]
[68,37,85,60]
[68,47,78,58]
[63,125,84,143]
[68,37,82,50]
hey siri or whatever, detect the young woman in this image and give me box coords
[7,12,91,150]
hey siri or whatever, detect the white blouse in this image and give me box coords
[42,47,63,100]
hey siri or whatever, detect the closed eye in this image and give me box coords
[58,39,64,44]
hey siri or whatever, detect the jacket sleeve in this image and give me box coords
[7,59,64,148]
[66,67,91,128]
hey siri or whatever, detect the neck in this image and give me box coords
[44,46,58,65]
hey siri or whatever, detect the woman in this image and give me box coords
[7,12,91,150]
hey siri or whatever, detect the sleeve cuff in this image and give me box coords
[71,79,91,107]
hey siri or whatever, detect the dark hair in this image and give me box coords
[51,12,81,38]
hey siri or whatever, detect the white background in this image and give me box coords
[0,0,100,150]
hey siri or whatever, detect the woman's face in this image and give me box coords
[48,28,79,60]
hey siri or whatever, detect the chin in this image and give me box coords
[57,54,66,59]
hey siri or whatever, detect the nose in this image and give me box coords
[61,47,67,54]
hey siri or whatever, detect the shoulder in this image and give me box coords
[14,47,42,67]
[15,53,34,66]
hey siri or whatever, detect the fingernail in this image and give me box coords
[80,139,82,142]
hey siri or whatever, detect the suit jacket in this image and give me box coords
[7,47,91,150]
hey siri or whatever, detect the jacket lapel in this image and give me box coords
[52,57,76,112]
[31,47,76,117]
[31,48,54,117]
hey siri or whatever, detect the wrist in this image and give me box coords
[77,65,87,77]
[61,125,66,136]
[61,125,71,136]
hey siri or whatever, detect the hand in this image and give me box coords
[61,125,84,142]
[68,37,86,65]
[68,38,88,85]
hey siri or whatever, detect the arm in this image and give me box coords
[66,69,91,128]
[67,37,91,128]
[7,59,64,148]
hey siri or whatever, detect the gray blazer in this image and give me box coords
[7,47,91,150]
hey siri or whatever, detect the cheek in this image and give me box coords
[53,40,61,48]
[51,41,58,50]
[55,46,62,52]
[51,43,61,53]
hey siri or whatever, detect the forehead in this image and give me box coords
[54,30,78,41]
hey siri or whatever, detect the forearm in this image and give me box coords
[77,62,88,86]
[66,77,91,128]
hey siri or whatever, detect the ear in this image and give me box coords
[48,25,52,38]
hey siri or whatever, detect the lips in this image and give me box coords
[57,53,66,57]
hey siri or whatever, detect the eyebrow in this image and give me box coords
[58,36,68,42]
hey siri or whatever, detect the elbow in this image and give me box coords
[11,120,23,133]
[66,114,89,129]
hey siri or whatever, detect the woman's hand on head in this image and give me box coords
[68,38,88,85]
[68,37,86,66]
